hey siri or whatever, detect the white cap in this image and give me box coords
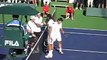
[38,13,41,15]
[30,16,35,19]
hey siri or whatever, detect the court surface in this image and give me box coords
[0,24,107,60]
[40,28,107,60]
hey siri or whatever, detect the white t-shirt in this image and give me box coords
[49,21,62,37]
[34,16,43,25]
[47,19,54,27]
[52,22,62,34]
[26,17,43,33]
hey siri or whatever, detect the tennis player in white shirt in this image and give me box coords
[45,18,64,58]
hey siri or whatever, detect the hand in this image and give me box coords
[36,24,42,27]
[43,22,46,25]
[32,33,36,37]
[61,30,64,34]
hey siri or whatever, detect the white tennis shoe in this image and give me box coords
[59,50,64,55]
[45,53,53,58]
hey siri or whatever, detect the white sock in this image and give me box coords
[59,48,62,52]
[49,50,53,54]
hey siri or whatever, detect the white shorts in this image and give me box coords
[48,33,62,44]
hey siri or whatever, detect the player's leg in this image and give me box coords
[57,34,63,54]
[90,0,93,7]
[69,12,71,18]
[45,37,55,58]
[101,0,105,8]
[15,0,18,3]
[80,0,84,10]
[87,0,90,7]
[75,0,79,10]
[58,41,63,54]
[71,13,74,20]
[12,0,14,3]
[45,44,53,58]
[98,0,101,8]
[48,43,54,54]
[69,12,74,20]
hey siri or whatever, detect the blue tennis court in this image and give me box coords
[0,23,107,60]
[41,28,107,60]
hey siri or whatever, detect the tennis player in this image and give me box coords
[45,18,64,58]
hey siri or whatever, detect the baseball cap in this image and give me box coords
[37,13,41,15]
[30,16,35,19]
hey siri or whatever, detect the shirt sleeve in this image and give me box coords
[36,17,43,26]
[48,19,54,27]
[59,23,62,29]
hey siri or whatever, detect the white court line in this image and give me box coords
[63,27,107,32]
[62,49,107,54]
[65,32,107,37]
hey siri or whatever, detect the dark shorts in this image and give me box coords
[76,0,84,3]
[28,32,41,47]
